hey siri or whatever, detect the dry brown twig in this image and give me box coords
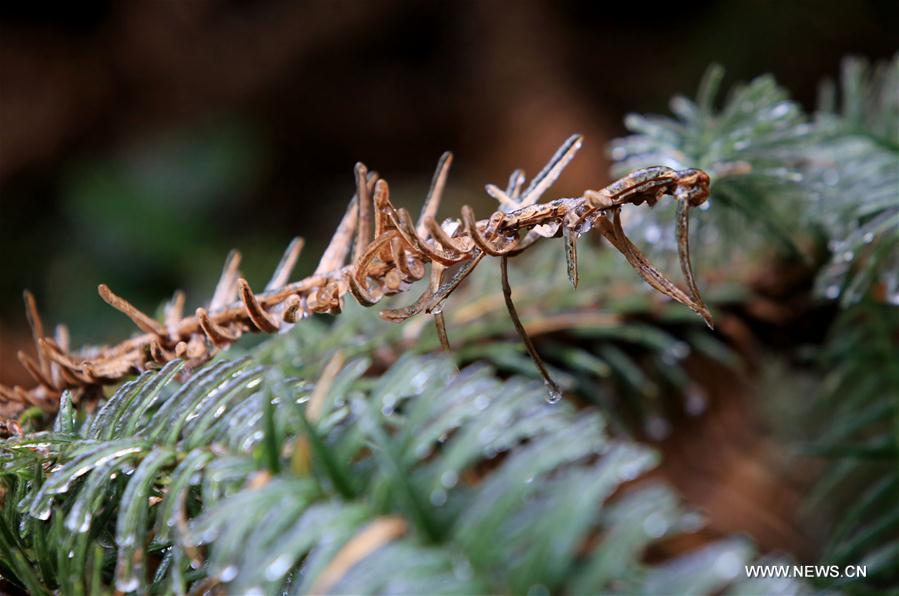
[0,134,712,418]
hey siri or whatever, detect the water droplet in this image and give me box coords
[70,514,92,534]
[220,565,239,582]
[544,382,562,404]
[713,551,743,579]
[680,512,705,532]
[440,470,458,488]
[825,285,841,299]
[430,489,447,506]
[116,576,140,593]
[31,507,51,521]
[770,102,791,118]
[473,395,490,411]
[841,250,855,262]
[642,512,669,538]
[533,221,561,238]
[667,341,690,360]
[265,555,293,581]
[862,232,875,244]
[646,416,671,440]
[575,219,593,235]
[643,223,662,243]
[617,461,643,482]
[822,170,840,186]
[685,385,708,416]
[453,558,474,581]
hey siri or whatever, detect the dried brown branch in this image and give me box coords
[0,134,712,419]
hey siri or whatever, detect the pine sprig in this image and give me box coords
[613,56,899,591]
[0,351,779,594]
[810,55,899,305]
[610,64,816,264]
[610,55,899,307]
[804,302,899,588]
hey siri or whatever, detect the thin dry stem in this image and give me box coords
[1,135,712,418]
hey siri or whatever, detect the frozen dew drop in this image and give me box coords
[713,551,743,580]
[646,416,671,440]
[643,223,663,243]
[118,533,136,548]
[771,102,791,118]
[220,565,239,582]
[575,219,593,235]
[265,554,294,581]
[74,514,92,534]
[453,558,474,581]
[825,284,841,299]
[473,394,490,411]
[685,385,708,416]
[430,488,447,507]
[544,382,562,404]
[116,576,140,593]
[668,341,691,360]
[478,427,496,445]
[533,221,561,238]
[680,511,705,532]
[440,470,459,489]
[617,460,644,482]
[642,511,669,539]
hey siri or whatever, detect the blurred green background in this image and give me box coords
[1,0,896,383]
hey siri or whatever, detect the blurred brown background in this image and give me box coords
[1,0,896,386]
